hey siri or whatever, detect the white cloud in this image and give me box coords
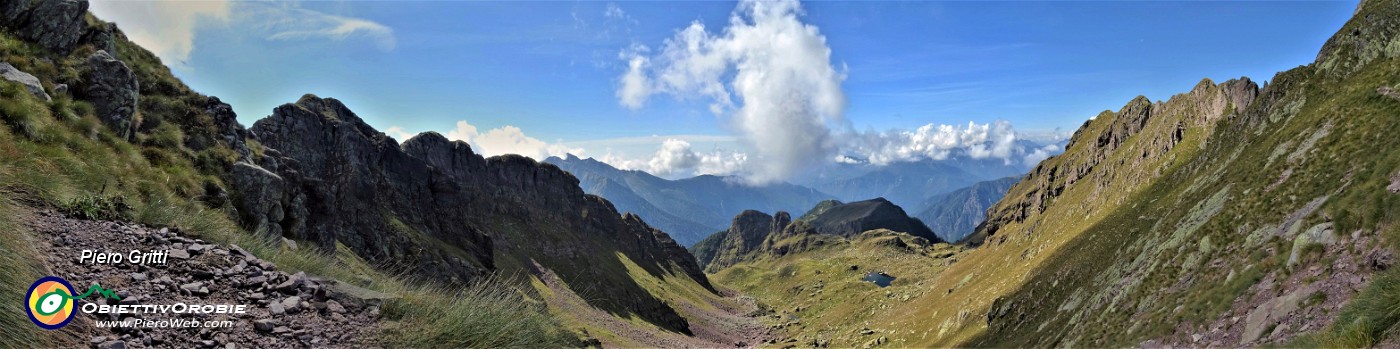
[389,121,581,160]
[241,2,396,51]
[617,44,653,109]
[385,126,415,141]
[90,1,395,68]
[618,0,846,185]
[89,0,232,68]
[604,3,627,19]
[843,121,1059,166]
[1022,144,1061,166]
[600,139,748,178]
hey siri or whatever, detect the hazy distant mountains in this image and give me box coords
[545,155,833,245]
[914,177,1020,242]
[548,152,1046,246]
[793,156,1026,214]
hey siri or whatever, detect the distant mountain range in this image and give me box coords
[914,177,1020,242]
[549,151,1050,246]
[793,150,1038,213]
[545,155,834,245]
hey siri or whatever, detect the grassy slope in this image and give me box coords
[0,17,571,348]
[708,1,1400,347]
[712,230,966,348]
[960,1,1400,346]
[951,1,1398,346]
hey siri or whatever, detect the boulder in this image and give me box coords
[0,63,50,101]
[1381,87,1400,103]
[1287,222,1337,270]
[1241,285,1318,344]
[83,50,139,139]
[0,0,88,53]
[229,162,287,238]
[324,280,398,309]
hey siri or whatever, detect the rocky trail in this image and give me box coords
[24,208,385,348]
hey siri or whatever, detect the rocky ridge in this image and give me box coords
[950,0,1400,347]
[2,0,720,341]
[230,95,711,334]
[694,198,938,273]
[801,198,937,242]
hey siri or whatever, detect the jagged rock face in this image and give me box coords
[0,62,49,101]
[82,50,139,139]
[969,77,1260,246]
[247,95,493,285]
[804,198,939,242]
[699,210,791,273]
[241,95,709,333]
[0,0,88,53]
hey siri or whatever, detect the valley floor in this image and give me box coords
[710,231,970,348]
[533,257,776,348]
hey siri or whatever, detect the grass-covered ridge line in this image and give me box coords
[961,0,1400,346]
[0,15,573,348]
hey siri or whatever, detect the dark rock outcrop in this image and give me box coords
[0,0,88,53]
[696,210,791,272]
[82,50,139,139]
[235,94,708,333]
[697,198,938,271]
[244,95,493,285]
[199,96,253,159]
[229,162,293,238]
[803,198,938,241]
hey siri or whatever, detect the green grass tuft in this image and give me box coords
[59,194,132,221]
[380,275,577,348]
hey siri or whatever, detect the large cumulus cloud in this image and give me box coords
[617,0,846,185]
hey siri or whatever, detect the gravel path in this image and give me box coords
[25,209,382,348]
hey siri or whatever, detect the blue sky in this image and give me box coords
[91,0,1356,181]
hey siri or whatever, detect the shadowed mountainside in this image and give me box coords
[238,95,713,334]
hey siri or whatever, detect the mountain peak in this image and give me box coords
[804,198,939,242]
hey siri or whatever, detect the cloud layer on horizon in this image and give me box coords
[386,121,581,160]
[843,121,1060,167]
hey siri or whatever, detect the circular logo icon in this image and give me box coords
[26,276,76,330]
